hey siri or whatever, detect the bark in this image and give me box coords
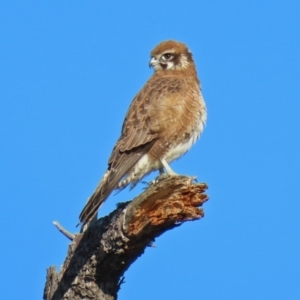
[44,175,208,300]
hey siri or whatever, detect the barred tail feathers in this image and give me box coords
[79,151,146,225]
[79,170,113,225]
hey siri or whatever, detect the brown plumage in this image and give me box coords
[79,40,207,226]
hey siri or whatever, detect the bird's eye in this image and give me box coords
[162,53,173,60]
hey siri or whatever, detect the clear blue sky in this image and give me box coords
[1,1,300,299]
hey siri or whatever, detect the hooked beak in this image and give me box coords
[149,57,158,68]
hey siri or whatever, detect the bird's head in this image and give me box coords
[149,40,194,72]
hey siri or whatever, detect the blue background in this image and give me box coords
[1,1,299,299]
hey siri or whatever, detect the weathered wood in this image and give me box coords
[44,175,208,300]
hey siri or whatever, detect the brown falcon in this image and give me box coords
[79,40,207,225]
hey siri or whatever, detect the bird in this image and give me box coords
[79,40,207,226]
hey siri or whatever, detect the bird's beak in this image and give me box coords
[149,57,158,68]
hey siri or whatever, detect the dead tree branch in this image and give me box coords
[44,175,208,300]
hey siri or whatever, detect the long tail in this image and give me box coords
[79,170,114,226]
[79,152,145,226]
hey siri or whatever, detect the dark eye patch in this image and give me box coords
[162,53,174,60]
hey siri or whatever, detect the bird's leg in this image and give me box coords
[142,162,176,189]
[142,174,162,188]
[153,166,167,183]
[159,167,164,175]
[142,167,167,189]
[160,159,178,176]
